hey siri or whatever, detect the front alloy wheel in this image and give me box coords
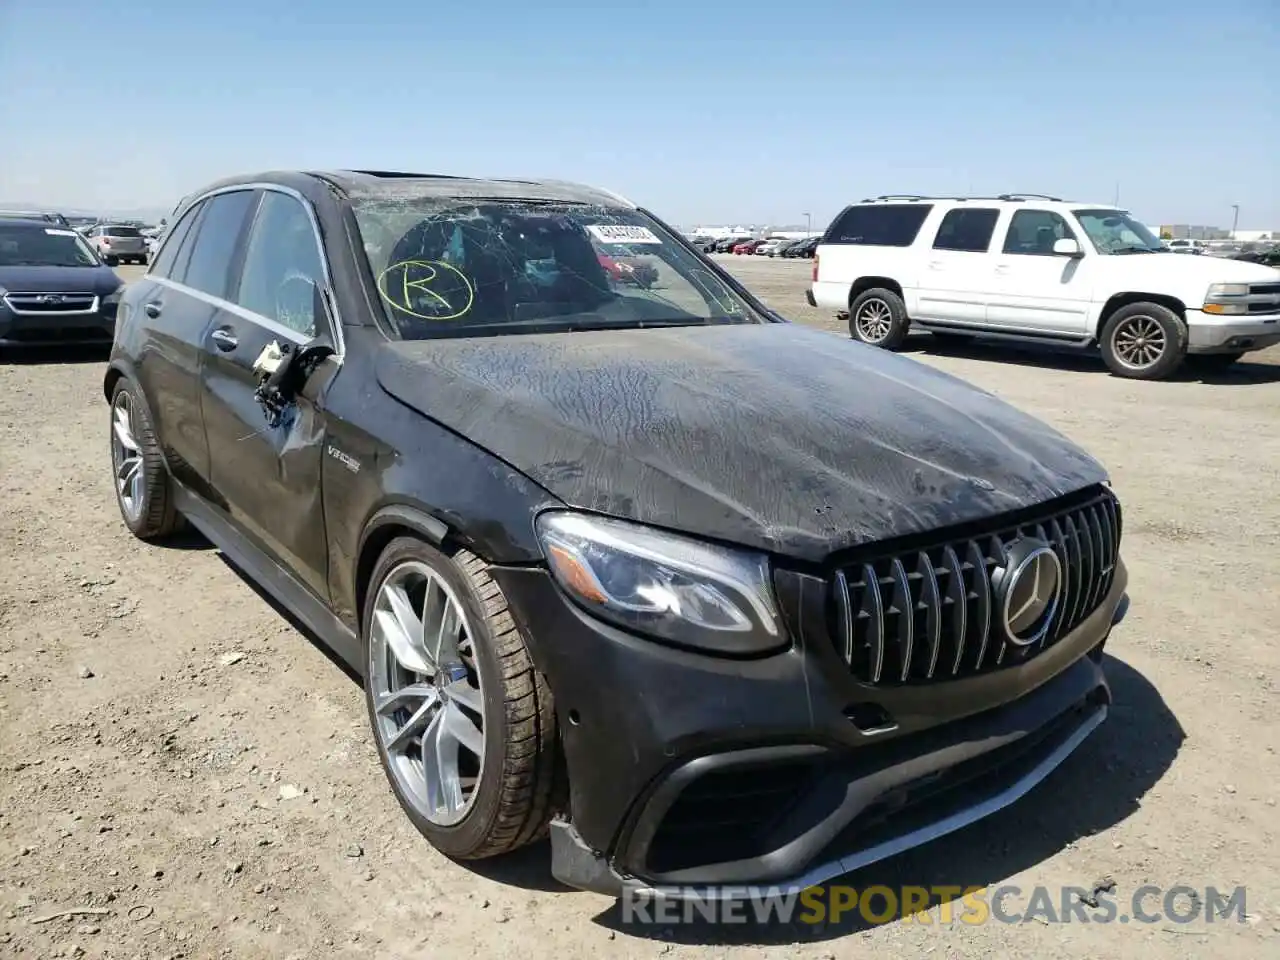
[363,538,563,859]
[1099,302,1187,380]
[368,560,487,827]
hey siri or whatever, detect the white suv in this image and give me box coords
[808,194,1280,379]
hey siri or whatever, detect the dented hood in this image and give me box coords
[375,323,1108,561]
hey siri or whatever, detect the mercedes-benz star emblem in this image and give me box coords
[992,537,1062,647]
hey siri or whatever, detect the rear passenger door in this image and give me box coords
[199,187,342,602]
[915,207,999,325]
[130,191,256,497]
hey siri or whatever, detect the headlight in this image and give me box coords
[1205,282,1249,298]
[1203,282,1251,315]
[535,511,784,654]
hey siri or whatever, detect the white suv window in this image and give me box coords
[1001,210,1076,256]
[826,204,933,247]
[932,208,999,253]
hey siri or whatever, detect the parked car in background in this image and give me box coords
[713,236,748,253]
[732,238,764,255]
[86,223,149,265]
[0,216,124,347]
[105,167,1129,902]
[1233,245,1280,267]
[0,209,72,228]
[809,193,1280,379]
[1166,238,1206,255]
[755,237,790,256]
[784,237,820,258]
[596,245,660,289]
[765,239,798,257]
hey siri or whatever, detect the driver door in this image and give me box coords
[199,188,341,601]
[985,209,1095,336]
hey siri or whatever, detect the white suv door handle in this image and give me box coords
[994,264,1010,274]
[928,260,943,269]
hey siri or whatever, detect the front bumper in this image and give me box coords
[1185,308,1280,353]
[490,558,1129,899]
[0,303,117,346]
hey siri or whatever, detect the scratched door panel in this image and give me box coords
[201,311,336,601]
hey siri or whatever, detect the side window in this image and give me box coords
[932,208,999,252]
[182,190,257,298]
[1003,210,1076,256]
[826,204,933,247]
[235,191,325,338]
[149,202,202,279]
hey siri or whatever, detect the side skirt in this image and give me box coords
[171,484,363,673]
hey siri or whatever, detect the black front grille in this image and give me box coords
[4,292,98,314]
[1249,283,1280,297]
[830,488,1121,686]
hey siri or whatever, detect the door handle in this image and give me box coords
[928,260,943,269]
[210,328,239,352]
[143,301,162,318]
[994,265,1010,274]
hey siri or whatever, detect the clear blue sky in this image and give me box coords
[1,0,1276,229]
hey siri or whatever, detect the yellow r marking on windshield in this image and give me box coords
[376,259,475,321]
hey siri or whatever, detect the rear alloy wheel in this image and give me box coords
[849,287,910,349]
[109,379,183,539]
[364,538,562,859]
[1100,302,1187,380]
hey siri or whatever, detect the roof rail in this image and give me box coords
[997,193,1064,202]
[857,193,1067,204]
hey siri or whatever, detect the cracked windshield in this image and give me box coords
[354,200,763,337]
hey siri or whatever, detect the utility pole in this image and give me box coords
[803,212,811,235]
[1230,204,1239,239]
[1113,183,1120,206]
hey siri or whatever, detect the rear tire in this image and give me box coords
[1099,302,1187,380]
[109,377,183,539]
[849,287,910,349]
[363,537,563,860]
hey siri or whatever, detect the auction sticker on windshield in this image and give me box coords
[587,224,662,244]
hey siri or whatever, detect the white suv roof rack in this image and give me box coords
[857,192,1067,203]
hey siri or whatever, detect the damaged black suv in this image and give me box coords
[105,170,1129,899]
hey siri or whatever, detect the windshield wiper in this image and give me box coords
[1110,246,1158,255]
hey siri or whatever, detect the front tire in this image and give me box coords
[1099,302,1187,380]
[363,537,562,860]
[849,287,910,349]
[109,378,183,539]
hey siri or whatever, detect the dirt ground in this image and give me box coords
[2,257,1278,959]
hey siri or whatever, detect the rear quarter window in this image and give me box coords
[824,204,933,247]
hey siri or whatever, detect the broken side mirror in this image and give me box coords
[252,281,339,426]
